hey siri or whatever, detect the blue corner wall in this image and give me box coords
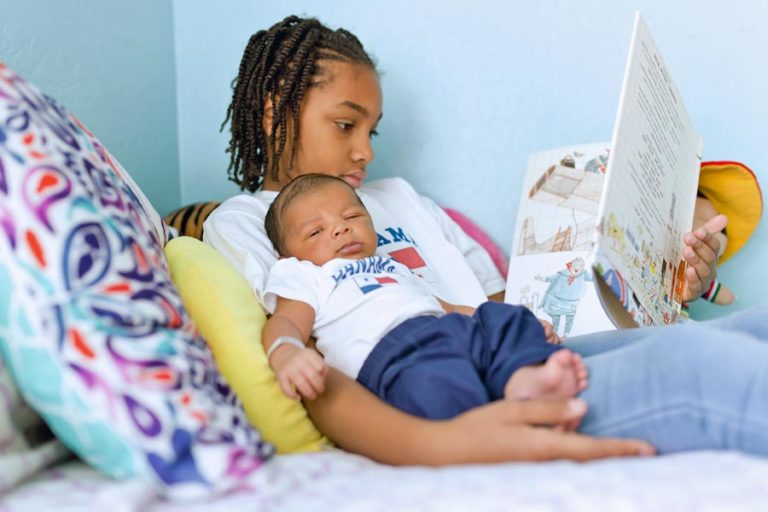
[0,0,181,216]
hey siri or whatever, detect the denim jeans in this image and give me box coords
[567,306,768,455]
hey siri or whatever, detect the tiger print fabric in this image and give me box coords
[164,201,221,240]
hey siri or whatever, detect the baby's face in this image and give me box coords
[281,182,378,266]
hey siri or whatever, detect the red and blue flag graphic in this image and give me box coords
[388,247,426,270]
[353,275,398,294]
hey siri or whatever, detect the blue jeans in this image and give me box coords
[568,306,768,455]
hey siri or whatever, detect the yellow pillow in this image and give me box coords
[164,236,329,453]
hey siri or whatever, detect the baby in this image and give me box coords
[262,174,588,422]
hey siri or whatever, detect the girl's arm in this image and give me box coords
[487,291,505,302]
[303,371,655,465]
[435,297,476,316]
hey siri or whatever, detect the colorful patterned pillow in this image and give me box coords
[0,61,273,499]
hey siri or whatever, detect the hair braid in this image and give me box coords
[222,15,377,192]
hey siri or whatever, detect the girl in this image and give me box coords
[204,15,766,464]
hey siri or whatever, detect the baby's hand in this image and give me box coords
[275,348,329,400]
[540,319,562,344]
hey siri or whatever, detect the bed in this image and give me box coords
[3,448,768,511]
[1,56,766,512]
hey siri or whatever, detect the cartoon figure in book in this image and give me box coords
[535,257,594,338]
[602,268,627,306]
[584,151,609,175]
[606,213,626,254]
[518,285,540,312]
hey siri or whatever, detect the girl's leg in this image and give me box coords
[565,326,656,357]
[697,304,768,337]
[579,319,768,455]
[567,305,768,357]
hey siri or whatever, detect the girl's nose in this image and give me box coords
[351,135,374,165]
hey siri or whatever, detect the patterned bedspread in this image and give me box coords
[2,448,768,511]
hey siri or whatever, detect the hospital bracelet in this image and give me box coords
[266,335,307,360]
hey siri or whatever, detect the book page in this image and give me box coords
[506,144,615,337]
[591,13,702,326]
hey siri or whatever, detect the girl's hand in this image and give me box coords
[275,348,329,400]
[539,319,562,344]
[433,398,656,464]
[681,214,727,302]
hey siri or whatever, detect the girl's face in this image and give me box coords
[262,61,383,191]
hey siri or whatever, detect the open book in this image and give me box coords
[504,13,701,336]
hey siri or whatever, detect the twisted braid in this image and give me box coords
[222,16,376,192]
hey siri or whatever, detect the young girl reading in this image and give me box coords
[204,15,768,464]
[261,174,587,420]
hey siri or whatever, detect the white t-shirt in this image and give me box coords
[263,256,444,378]
[203,177,505,306]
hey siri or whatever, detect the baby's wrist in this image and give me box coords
[267,335,306,365]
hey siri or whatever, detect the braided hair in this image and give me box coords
[222,15,377,192]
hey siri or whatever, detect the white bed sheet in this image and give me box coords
[2,449,767,511]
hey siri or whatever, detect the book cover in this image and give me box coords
[590,12,702,327]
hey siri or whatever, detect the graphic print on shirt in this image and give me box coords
[329,256,398,285]
[327,256,403,297]
[353,275,398,294]
[376,225,441,291]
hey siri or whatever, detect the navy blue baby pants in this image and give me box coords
[356,302,560,419]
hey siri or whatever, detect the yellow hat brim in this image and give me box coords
[698,161,762,263]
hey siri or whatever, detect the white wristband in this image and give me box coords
[266,335,306,360]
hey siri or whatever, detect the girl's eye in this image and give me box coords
[308,229,321,238]
[369,129,379,138]
[336,121,353,131]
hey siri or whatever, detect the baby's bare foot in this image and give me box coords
[504,349,588,402]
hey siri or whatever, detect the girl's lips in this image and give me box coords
[338,241,364,255]
[342,172,365,188]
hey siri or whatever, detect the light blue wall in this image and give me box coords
[174,0,767,317]
[0,0,180,216]
[0,1,761,318]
